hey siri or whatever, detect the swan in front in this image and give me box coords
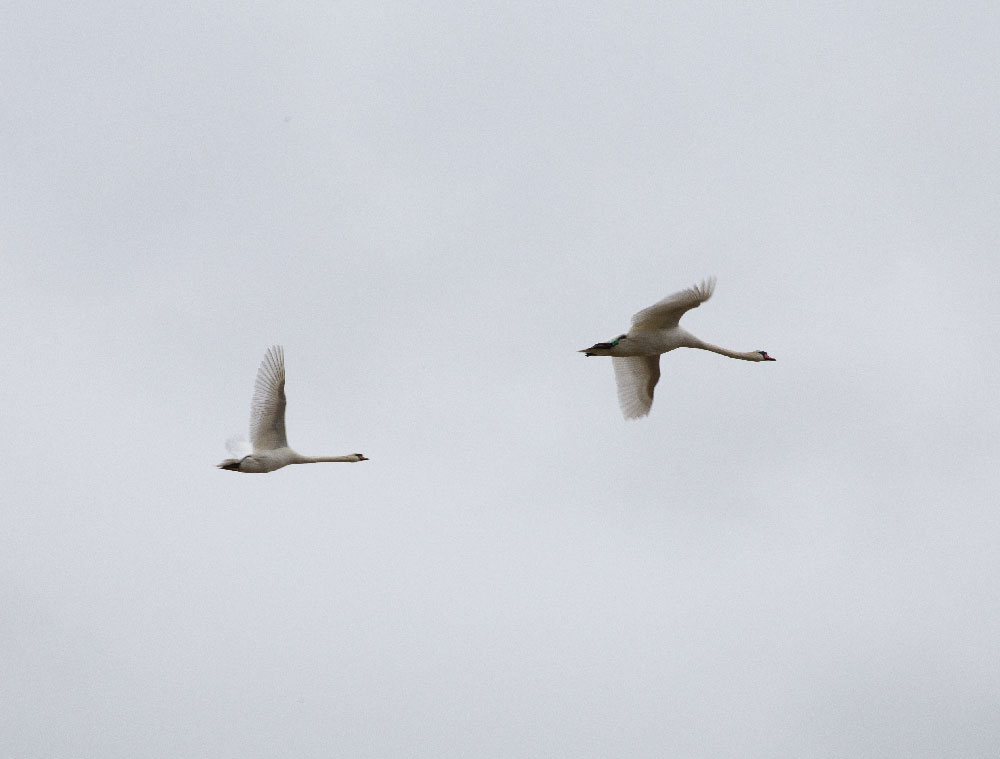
[217,345,368,473]
[580,278,775,419]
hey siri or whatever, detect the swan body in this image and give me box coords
[218,346,368,473]
[580,278,775,419]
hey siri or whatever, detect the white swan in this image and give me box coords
[580,278,775,419]
[217,346,368,473]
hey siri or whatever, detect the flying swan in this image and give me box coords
[218,345,368,472]
[580,278,775,419]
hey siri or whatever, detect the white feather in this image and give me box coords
[613,356,661,419]
[225,435,252,458]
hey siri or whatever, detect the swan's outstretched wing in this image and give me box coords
[226,435,252,458]
[630,277,716,332]
[613,356,661,419]
[249,345,288,452]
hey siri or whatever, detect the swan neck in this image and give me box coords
[697,342,760,361]
[298,454,357,463]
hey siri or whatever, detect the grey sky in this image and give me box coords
[3,2,998,757]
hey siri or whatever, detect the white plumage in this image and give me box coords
[581,278,775,419]
[217,346,368,473]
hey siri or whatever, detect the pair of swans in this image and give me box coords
[219,278,774,473]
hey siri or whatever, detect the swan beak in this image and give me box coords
[763,354,776,361]
[358,455,369,461]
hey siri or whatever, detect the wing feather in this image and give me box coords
[630,277,716,332]
[249,345,288,452]
[612,356,661,419]
[226,435,252,458]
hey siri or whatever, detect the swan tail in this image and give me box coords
[217,458,243,471]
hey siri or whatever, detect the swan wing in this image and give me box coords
[226,435,252,458]
[249,345,288,452]
[630,277,716,332]
[612,355,661,419]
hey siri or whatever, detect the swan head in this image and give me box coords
[757,351,776,361]
[351,453,369,462]
[579,334,628,357]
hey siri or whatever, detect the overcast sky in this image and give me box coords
[3,2,999,757]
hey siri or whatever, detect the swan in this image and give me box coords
[217,345,368,473]
[580,278,775,419]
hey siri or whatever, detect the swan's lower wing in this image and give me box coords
[612,356,661,419]
[226,435,253,458]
